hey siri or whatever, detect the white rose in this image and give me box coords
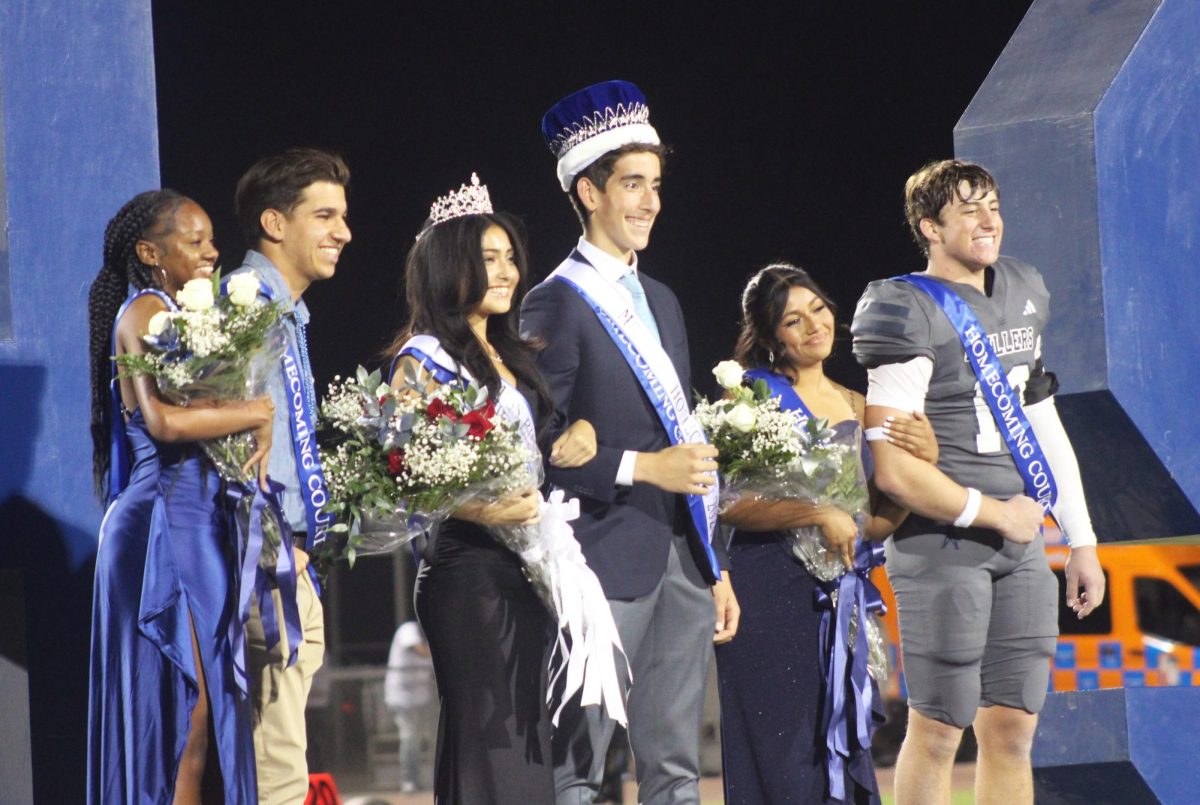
[176,278,214,311]
[712,360,745,390]
[226,273,260,307]
[146,310,171,336]
[725,402,757,433]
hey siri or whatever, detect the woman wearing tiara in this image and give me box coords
[715,264,937,804]
[86,190,273,803]
[382,175,597,804]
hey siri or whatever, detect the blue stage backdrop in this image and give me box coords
[0,1,159,801]
[955,0,1200,540]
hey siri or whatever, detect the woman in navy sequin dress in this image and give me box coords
[716,264,938,804]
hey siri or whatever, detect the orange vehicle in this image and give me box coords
[870,538,1200,703]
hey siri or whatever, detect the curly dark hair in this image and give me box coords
[381,211,555,443]
[87,189,190,500]
[733,262,838,379]
[904,159,998,256]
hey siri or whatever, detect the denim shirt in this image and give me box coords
[229,251,311,533]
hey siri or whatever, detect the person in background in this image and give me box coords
[384,620,434,793]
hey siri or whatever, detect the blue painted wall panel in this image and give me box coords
[0,1,159,800]
[0,0,159,547]
[953,0,1200,537]
[1095,0,1200,509]
[956,114,1108,393]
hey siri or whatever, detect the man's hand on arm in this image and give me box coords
[868,404,1042,544]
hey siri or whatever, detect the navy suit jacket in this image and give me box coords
[521,255,727,600]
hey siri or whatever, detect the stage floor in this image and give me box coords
[346,761,980,804]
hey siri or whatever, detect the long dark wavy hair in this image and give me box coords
[382,211,555,438]
[733,262,839,381]
[87,189,190,500]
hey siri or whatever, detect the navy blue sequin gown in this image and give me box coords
[716,419,880,805]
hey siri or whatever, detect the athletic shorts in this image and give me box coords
[885,519,1059,729]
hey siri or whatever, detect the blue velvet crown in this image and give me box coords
[541,80,653,158]
[540,80,662,191]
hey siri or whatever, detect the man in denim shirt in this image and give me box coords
[230,147,352,804]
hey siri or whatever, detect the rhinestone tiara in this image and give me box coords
[547,101,652,158]
[428,173,493,227]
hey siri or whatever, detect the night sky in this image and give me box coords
[152,1,1035,654]
[154,1,1034,397]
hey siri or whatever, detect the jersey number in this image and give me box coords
[973,363,1030,454]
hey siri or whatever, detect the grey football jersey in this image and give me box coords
[851,256,1051,499]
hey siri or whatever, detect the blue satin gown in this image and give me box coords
[87,407,256,803]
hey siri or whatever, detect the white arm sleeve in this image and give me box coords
[865,356,933,412]
[1024,396,1098,548]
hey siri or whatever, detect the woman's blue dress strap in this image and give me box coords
[108,288,176,504]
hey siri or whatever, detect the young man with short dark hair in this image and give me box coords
[521,80,739,805]
[231,147,352,805]
[852,159,1105,804]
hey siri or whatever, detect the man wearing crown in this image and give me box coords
[521,80,739,805]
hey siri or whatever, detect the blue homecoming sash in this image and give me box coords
[389,338,465,388]
[894,274,1059,522]
[246,279,335,553]
[748,366,883,799]
[550,258,721,578]
[744,367,815,425]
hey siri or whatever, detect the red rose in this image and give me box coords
[461,399,497,439]
[386,449,405,477]
[426,397,459,422]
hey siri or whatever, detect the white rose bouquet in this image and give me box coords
[694,360,869,569]
[115,271,288,562]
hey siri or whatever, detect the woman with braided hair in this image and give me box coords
[86,190,273,804]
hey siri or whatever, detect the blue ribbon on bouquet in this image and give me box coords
[815,540,886,801]
[894,274,1060,526]
[224,479,302,696]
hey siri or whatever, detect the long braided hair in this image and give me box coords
[87,189,189,500]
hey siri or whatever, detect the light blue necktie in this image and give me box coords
[618,271,661,345]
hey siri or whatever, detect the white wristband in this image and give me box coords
[953,487,982,528]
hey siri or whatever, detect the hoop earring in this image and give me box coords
[768,348,776,365]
